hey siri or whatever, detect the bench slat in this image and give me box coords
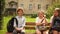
[26,22,35,25]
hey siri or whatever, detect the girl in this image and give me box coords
[35,10,48,34]
[50,8,60,34]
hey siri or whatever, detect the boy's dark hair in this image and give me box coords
[17,9,23,13]
[16,7,24,14]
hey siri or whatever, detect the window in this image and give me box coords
[38,4,41,9]
[46,4,49,9]
[39,0,43,2]
[30,0,33,2]
[8,1,17,8]
[29,4,33,10]
[20,4,24,8]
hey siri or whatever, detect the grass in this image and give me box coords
[0,16,36,34]
[0,16,50,34]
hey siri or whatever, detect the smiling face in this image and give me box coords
[53,10,58,17]
[38,11,44,18]
[17,9,23,16]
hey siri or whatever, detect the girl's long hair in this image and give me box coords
[52,8,60,25]
[54,8,60,17]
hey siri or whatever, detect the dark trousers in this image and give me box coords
[13,30,25,34]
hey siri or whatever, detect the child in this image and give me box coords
[13,7,26,34]
[35,10,48,34]
[50,8,60,34]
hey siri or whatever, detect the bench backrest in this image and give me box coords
[25,22,50,30]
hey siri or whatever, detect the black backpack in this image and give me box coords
[7,17,18,32]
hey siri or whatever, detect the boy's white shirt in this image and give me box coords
[14,16,26,28]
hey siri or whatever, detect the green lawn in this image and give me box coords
[0,16,50,34]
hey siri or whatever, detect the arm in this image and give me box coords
[22,18,26,29]
[35,17,43,26]
[43,15,48,25]
[44,18,48,25]
[14,19,18,30]
[50,16,54,27]
[36,22,43,26]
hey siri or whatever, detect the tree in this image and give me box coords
[46,1,60,18]
[0,0,5,30]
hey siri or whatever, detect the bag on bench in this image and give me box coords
[7,17,18,32]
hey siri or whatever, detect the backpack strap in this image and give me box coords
[41,18,45,23]
[14,17,18,27]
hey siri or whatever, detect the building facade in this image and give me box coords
[5,0,53,14]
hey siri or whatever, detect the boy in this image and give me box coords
[13,7,25,34]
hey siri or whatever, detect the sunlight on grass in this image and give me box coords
[26,18,35,22]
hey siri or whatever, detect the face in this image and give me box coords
[53,11,58,17]
[17,9,23,16]
[38,12,44,18]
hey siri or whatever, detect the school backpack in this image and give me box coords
[7,17,18,32]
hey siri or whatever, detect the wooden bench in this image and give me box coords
[25,22,35,30]
[25,22,50,34]
[25,22,50,30]
[6,22,50,34]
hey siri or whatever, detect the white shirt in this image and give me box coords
[36,17,46,24]
[14,16,26,28]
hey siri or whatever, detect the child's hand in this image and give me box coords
[14,27,20,30]
[16,28,22,30]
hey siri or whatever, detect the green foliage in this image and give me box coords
[46,2,60,19]
[24,14,37,18]
[31,14,37,18]
[0,0,5,30]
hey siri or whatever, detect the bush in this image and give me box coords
[31,14,37,18]
[46,2,60,18]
